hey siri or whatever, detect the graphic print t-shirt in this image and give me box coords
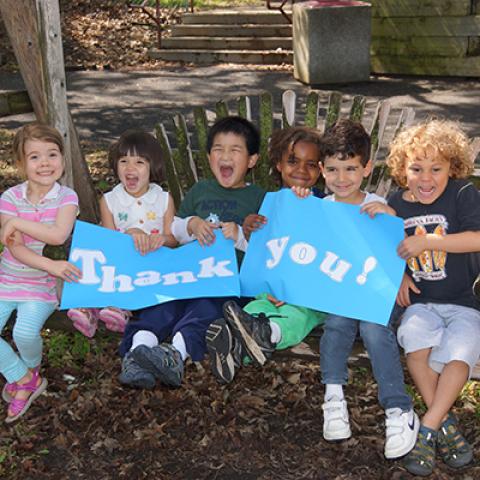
[388,179,480,309]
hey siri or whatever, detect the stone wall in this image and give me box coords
[370,0,480,77]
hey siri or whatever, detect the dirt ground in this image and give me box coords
[0,324,478,480]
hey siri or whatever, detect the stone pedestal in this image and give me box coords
[293,1,371,84]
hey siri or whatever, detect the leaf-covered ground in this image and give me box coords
[0,326,479,479]
[0,0,287,74]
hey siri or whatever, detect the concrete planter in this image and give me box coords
[293,1,371,84]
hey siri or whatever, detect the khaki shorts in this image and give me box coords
[397,302,480,378]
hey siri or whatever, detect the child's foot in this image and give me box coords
[2,381,17,403]
[98,307,131,333]
[437,413,473,468]
[384,407,419,459]
[322,396,351,441]
[223,300,275,366]
[403,424,437,477]
[2,366,40,403]
[132,344,184,387]
[67,308,99,337]
[5,369,47,423]
[118,352,156,389]
[206,318,236,384]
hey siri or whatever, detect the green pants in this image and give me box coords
[243,293,325,350]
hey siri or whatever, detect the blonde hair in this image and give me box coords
[12,123,64,177]
[386,119,473,188]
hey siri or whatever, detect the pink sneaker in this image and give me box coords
[67,308,100,337]
[98,307,131,333]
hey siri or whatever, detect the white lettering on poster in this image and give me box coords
[71,248,234,293]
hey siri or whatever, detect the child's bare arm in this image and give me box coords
[396,273,420,307]
[361,202,396,218]
[0,204,77,246]
[8,242,81,282]
[398,231,480,259]
[99,196,116,230]
[242,214,267,241]
[157,193,178,249]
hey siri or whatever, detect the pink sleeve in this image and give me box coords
[0,189,18,216]
[59,187,79,208]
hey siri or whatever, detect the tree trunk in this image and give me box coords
[0,0,99,223]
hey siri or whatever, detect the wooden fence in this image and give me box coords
[370,0,480,77]
[156,90,415,209]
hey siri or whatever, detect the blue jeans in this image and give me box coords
[320,311,412,411]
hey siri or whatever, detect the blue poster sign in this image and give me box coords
[60,220,240,310]
[240,190,405,325]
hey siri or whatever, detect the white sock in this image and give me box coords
[325,384,344,401]
[130,330,158,351]
[172,332,189,361]
[269,321,282,344]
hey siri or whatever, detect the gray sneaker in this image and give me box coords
[223,300,275,366]
[132,344,184,387]
[118,352,156,389]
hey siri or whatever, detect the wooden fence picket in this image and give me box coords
[192,106,212,182]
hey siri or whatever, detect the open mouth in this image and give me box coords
[125,175,139,190]
[417,186,435,199]
[219,165,234,179]
[334,184,352,192]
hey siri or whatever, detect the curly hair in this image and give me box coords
[268,127,322,186]
[387,119,474,188]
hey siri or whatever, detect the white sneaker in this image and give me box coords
[384,407,419,459]
[322,396,351,441]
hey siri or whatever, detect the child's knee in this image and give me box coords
[12,325,42,346]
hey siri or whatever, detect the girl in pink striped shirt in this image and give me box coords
[0,123,80,423]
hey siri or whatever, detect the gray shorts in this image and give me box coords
[397,303,480,378]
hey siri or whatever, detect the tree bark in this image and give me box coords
[0,0,99,223]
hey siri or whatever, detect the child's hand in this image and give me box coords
[397,235,429,260]
[396,273,420,307]
[49,260,81,282]
[242,214,267,241]
[188,217,217,246]
[125,228,151,255]
[291,186,312,199]
[0,217,18,246]
[220,222,238,242]
[360,202,396,218]
[149,233,165,252]
[267,294,285,307]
